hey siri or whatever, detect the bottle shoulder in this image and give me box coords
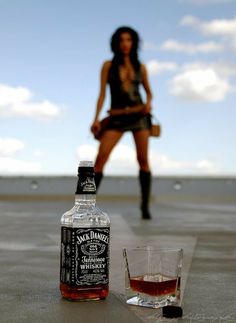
[61,204,110,227]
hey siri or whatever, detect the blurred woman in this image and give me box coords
[91,26,153,219]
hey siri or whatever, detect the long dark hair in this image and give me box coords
[110,26,141,72]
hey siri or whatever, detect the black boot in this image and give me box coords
[139,170,152,219]
[95,172,103,191]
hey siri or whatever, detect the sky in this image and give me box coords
[0,0,236,176]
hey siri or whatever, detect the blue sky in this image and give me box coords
[0,0,236,176]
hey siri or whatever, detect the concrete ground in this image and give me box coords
[0,197,236,323]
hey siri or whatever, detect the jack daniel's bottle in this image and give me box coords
[60,161,110,300]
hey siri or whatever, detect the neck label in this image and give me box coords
[76,175,96,194]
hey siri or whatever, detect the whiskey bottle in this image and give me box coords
[60,161,110,300]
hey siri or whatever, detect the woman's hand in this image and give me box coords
[91,120,101,136]
[142,103,151,114]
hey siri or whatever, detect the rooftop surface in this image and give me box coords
[0,192,236,323]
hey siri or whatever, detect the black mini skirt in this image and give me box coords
[106,114,151,132]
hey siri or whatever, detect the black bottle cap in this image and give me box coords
[77,161,95,176]
[162,306,183,318]
[77,166,94,175]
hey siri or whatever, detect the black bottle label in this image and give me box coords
[76,174,96,194]
[60,227,110,286]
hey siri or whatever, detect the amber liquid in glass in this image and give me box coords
[130,274,177,296]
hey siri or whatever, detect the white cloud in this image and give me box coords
[0,84,62,121]
[204,18,236,37]
[0,138,25,156]
[147,60,178,75]
[107,144,137,174]
[195,159,217,172]
[182,16,236,37]
[161,39,223,54]
[0,137,43,175]
[76,144,98,162]
[75,143,219,175]
[181,61,236,78]
[76,143,137,175]
[210,61,236,77]
[0,157,42,174]
[150,151,219,175]
[180,15,236,51]
[169,66,232,102]
[151,152,188,172]
[33,149,44,157]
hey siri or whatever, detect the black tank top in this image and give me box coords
[108,64,143,109]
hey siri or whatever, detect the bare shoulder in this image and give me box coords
[102,60,112,71]
[140,63,147,75]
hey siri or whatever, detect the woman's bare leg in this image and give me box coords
[94,130,123,173]
[132,129,150,171]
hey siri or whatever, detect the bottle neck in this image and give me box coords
[75,194,96,206]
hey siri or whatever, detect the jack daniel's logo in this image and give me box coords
[81,177,95,192]
[76,230,109,245]
[76,175,96,194]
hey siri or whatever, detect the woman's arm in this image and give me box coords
[141,64,153,113]
[93,61,111,120]
[91,61,111,135]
